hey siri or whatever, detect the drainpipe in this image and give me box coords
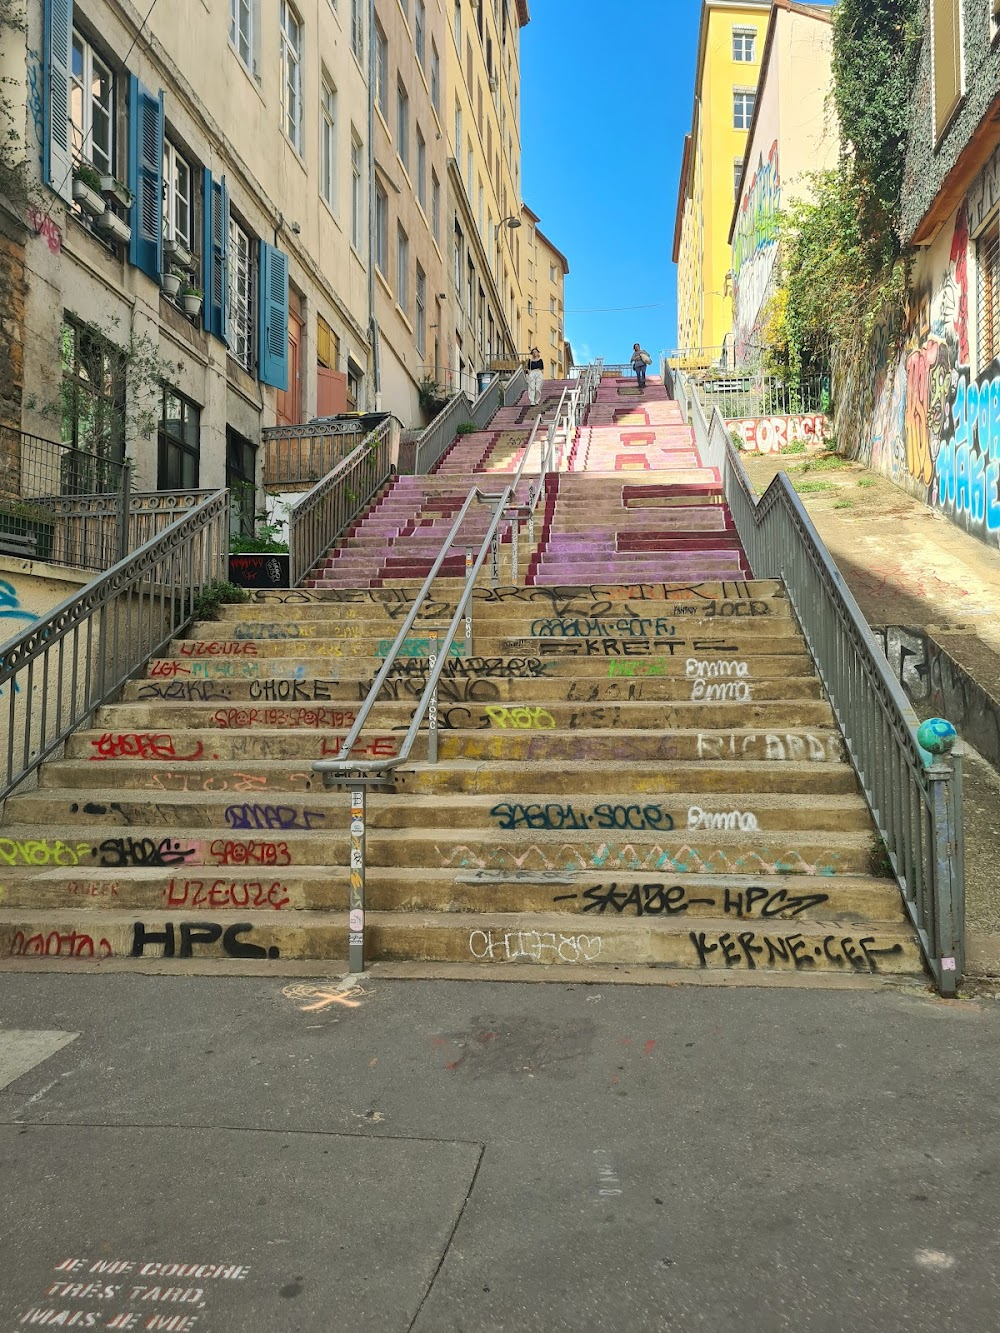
[367,0,382,411]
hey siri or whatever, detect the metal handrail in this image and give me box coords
[288,418,395,585]
[1,488,229,800]
[676,368,965,995]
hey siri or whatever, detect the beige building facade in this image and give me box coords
[519,204,569,379]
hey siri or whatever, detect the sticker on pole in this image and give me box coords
[351,818,364,837]
[349,909,364,932]
[941,957,957,972]
[350,850,363,870]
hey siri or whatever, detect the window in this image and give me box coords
[454,101,462,164]
[397,225,409,312]
[375,23,389,118]
[227,427,257,537]
[430,43,441,110]
[416,264,426,356]
[734,157,744,198]
[228,217,254,372]
[454,0,462,46]
[549,263,558,283]
[163,139,192,247]
[351,0,364,61]
[732,27,756,61]
[158,387,201,490]
[467,139,474,193]
[931,0,963,139]
[431,170,441,242]
[230,0,255,71]
[415,0,426,66]
[397,82,410,171]
[70,31,113,175]
[375,181,388,273]
[321,78,337,209]
[59,317,125,465]
[279,1,304,151]
[733,89,755,130]
[454,219,463,290]
[467,255,474,316]
[351,132,364,248]
[978,219,1000,369]
[416,127,427,210]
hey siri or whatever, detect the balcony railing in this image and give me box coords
[261,421,366,490]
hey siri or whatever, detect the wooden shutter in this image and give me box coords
[932,0,963,140]
[128,76,164,278]
[43,0,73,202]
[201,169,230,342]
[258,241,290,391]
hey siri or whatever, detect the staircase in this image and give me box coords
[0,372,925,982]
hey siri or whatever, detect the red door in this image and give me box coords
[276,312,303,426]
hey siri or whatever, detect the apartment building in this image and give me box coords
[673,0,770,359]
[442,0,528,395]
[371,0,450,420]
[520,204,569,379]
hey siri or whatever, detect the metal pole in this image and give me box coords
[464,545,474,653]
[349,787,367,974]
[527,484,535,546]
[490,526,499,588]
[428,629,439,763]
[510,515,519,584]
[117,461,132,564]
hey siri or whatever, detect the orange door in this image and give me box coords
[276,311,303,426]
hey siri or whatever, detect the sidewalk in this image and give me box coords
[741,448,1000,976]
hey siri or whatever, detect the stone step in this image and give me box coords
[0,822,876,875]
[0,908,923,976]
[8,789,872,834]
[121,674,825,705]
[94,698,838,732]
[66,726,847,764]
[37,757,861,797]
[0,868,906,925]
[243,579,786,607]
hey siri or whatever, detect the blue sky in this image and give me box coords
[520,0,702,366]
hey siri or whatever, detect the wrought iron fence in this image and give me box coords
[676,370,964,995]
[668,346,729,371]
[288,418,395,585]
[696,374,829,421]
[0,488,229,800]
[261,422,365,489]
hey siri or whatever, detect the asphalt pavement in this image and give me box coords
[1,973,998,1332]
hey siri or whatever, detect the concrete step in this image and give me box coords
[0,908,923,976]
[8,789,873,834]
[0,867,906,924]
[242,578,787,608]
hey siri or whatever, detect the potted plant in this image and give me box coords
[71,163,106,217]
[181,283,203,317]
[161,267,183,299]
[99,174,133,208]
[95,208,132,243]
[163,236,195,270]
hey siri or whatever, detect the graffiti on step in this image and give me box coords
[375,638,465,659]
[695,732,843,761]
[137,769,314,794]
[541,636,741,659]
[11,929,112,958]
[0,839,93,867]
[469,928,602,964]
[232,622,317,640]
[67,880,121,898]
[319,735,399,760]
[531,616,678,639]
[484,705,556,730]
[134,681,230,702]
[558,883,831,919]
[689,930,905,972]
[152,659,297,681]
[164,879,291,910]
[491,802,675,832]
[211,707,356,729]
[179,641,259,656]
[224,804,326,831]
[440,841,845,876]
[362,674,503,704]
[131,921,280,959]
[96,837,196,869]
[208,840,292,867]
[687,659,752,703]
[249,678,342,701]
[387,654,552,680]
[688,807,759,831]
[90,733,206,762]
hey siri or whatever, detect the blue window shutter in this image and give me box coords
[43,0,74,202]
[202,170,230,342]
[128,76,164,278]
[258,241,289,391]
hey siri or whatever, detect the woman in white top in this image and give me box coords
[527,348,544,406]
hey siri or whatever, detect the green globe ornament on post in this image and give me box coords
[917,718,958,755]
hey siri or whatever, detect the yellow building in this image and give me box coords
[519,205,570,379]
[673,0,770,360]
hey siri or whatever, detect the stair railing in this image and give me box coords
[312,411,542,972]
[288,417,395,585]
[675,368,965,996]
[0,488,229,801]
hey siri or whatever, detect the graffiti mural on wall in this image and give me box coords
[732,142,781,365]
[727,415,833,454]
[866,202,1000,546]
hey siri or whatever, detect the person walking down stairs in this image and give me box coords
[631,343,652,390]
[526,347,545,405]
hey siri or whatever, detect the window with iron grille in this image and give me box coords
[978,218,1000,371]
[228,217,254,372]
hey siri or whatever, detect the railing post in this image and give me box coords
[510,514,519,584]
[427,629,439,763]
[349,786,367,973]
[928,748,965,994]
[527,484,535,546]
[490,525,500,587]
[117,461,133,563]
